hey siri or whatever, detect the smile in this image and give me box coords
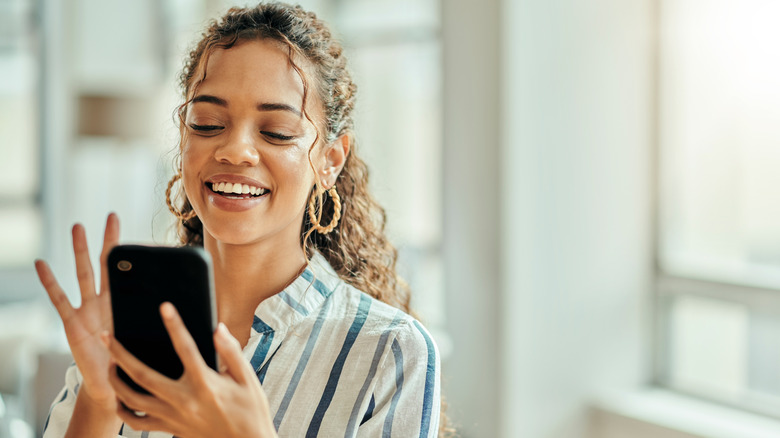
[206,182,269,199]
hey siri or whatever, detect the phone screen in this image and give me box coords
[108,245,218,394]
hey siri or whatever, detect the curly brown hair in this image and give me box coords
[168,3,454,435]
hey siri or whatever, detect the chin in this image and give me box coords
[202,216,299,248]
[205,225,262,246]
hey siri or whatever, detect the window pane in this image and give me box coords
[349,41,442,246]
[0,0,41,269]
[0,55,38,198]
[0,206,41,268]
[335,0,438,35]
[661,292,780,416]
[667,295,749,397]
[659,0,780,288]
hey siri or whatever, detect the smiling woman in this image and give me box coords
[36,2,447,438]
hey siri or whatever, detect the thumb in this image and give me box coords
[214,323,255,384]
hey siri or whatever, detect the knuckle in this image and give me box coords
[76,269,93,283]
[41,276,57,290]
[52,292,66,305]
[182,398,199,416]
[132,368,153,386]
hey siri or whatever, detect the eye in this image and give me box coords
[261,131,296,142]
[189,124,224,135]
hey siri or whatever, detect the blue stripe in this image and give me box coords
[307,293,372,437]
[250,331,275,372]
[141,431,150,438]
[301,268,332,297]
[257,344,281,384]
[42,388,69,433]
[382,338,405,437]
[252,315,273,333]
[273,296,333,430]
[119,423,125,434]
[361,395,376,425]
[279,290,309,315]
[413,320,436,438]
[345,312,403,437]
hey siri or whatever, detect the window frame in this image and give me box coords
[653,0,780,418]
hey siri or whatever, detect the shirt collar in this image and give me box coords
[251,251,342,335]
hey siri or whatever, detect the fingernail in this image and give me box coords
[160,302,174,318]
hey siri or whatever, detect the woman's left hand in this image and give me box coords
[103,302,278,438]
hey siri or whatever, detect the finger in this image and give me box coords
[102,332,179,404]
[214,323,254,385]
[160,303,208,375]
[108,362,171,418]
[35,260,76,323]
[116,407,178,437]
[99,213,120,296]
[72,224,97,304]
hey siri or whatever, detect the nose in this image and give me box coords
[214,126,260,166]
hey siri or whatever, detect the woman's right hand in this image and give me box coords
[35,213,120,407]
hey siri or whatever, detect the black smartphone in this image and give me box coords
[107,245,218,394]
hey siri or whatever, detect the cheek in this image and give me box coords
[180,144,204,200]
[275,146,317,190]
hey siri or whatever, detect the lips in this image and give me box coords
[205,174,270,199]
[204,174,270,211]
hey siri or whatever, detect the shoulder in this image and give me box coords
[307,251,439,363]
[333,282,439,362]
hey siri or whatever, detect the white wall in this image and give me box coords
[443,0,654,436]
[499,0,654,436]
[441,0,502,435]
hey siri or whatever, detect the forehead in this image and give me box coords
[194,39,316,110]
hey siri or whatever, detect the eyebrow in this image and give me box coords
[191,95,227,106]
[191,94,302,118]
[258,102,302,118]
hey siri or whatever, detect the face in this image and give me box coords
[181,39,331,249]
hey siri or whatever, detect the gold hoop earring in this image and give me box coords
[308,186,341,234]
[166,172,196,221]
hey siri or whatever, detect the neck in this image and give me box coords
[203,232,308,345]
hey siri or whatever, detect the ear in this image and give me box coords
[319,134,351,188]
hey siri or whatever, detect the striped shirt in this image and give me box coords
[43,251,441,437]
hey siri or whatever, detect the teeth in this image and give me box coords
[210,181,267,196]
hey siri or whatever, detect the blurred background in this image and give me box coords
[2,0,780,437]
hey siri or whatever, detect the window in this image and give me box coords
[0,0,42,270]
[656,0,780,416]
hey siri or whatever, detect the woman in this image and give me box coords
[36,3,443,437]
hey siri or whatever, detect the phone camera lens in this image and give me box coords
[117,260,132,271]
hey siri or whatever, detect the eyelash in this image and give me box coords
[261,131,296,141]
[188,124,296,141]
[189,124,222,133]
